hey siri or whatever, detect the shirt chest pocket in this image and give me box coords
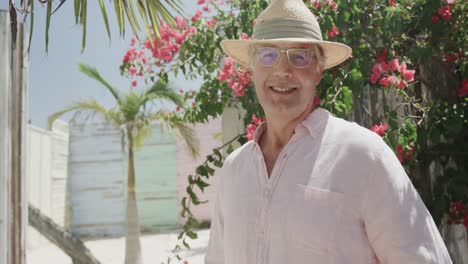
[286,184,344,255]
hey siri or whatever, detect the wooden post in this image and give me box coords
[0,10,12,264]
[12,20,28,264]
[1,9,29,264]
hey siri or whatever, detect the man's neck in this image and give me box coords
[261,105,316,154]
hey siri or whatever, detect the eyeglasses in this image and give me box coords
[253,47,317,68]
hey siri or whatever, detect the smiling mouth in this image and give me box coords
[269,86,297,94]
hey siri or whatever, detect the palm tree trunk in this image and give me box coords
[125,127,143,264]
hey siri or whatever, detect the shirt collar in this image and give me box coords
[252,107,330,145]
[299,107,330,138]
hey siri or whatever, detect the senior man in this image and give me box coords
[205,0,452,263]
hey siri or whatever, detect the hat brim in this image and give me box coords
[220,38,352,70]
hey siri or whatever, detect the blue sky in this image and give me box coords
[2,1,203,129]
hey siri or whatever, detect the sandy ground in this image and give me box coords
[27,229,210,264]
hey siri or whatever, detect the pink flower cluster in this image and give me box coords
[396,143,415,163]
[388,0,395,7]
[369,56,415,89]
[143,19,197,63]
[457,79,468,97]
[310,0,338,11]
[218,57,252,97]
[447,201,468,228]
[370,122,389,137]
[326,26,340,39]
[245,114,266,141]
[121,17,198,87]
[432,5,452,23]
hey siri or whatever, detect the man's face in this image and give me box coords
[251,43,322,121]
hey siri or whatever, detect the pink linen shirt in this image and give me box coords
[205,108,452,264]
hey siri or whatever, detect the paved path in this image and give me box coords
[27,229,210,264]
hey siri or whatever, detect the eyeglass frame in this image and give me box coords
[249,45,324,69]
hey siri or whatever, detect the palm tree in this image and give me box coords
[48,63,199,264]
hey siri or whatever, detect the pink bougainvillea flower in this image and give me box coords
[123,48,138,63]
[197,0,206,4]
[130,38,136,46]
[175,16,187,28]
[330,1,338,11]
[457,79,468,97]
[202,5,212,13]
[310,0,320,8]
[370,122,389,136]
[192,10,203,22]
[206,18,217,29]
[252,19,257,27]
[370,73,380,84]
[389,58,399,72]
[245,124,257,141]
[402,69,415,82]
[438,5,452,21]
[431,15,440,24]
[396,79,407,89]
[372,64,383,76]
[129,66,137,76]
[398,62,407,74]
[376,48,388,63]
[387,75,397,85]
[326,26,340,38]
[379,76,390,88]
[131,79,138,87]
[388,0,395,7]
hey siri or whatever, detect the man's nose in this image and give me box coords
[273,52,292,78]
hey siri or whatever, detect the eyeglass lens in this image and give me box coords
[256,47,313,68]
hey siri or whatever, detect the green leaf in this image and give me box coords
[195,178,210,192]
[28,0,34,52]
[98,0,111,40]
[114,0,125,36]
[74,0,81,24]
[182,239,191,249]
[45,0,52,52]
[186,230,198,239]
[80,0,87,52]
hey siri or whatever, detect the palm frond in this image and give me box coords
[148,112,199,158]
[79,63,122,105]
[80,0,87,52]
[133,125,152,149]
[120,92,147,122]
[143,80,184,108]
[48,99,120,128]
[98,0,111,40]
[45,0,52,52]
[171,119,200,158]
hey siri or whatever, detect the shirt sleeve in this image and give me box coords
[362,143,452,264]
[204,165,225,264]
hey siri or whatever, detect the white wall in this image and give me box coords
[27,121,69,250]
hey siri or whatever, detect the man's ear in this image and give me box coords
[314,67,323,84]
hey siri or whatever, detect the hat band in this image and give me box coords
[253,18,323,41]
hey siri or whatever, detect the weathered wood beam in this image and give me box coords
[28,204,101,264]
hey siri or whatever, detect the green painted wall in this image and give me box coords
[133,125,178,233]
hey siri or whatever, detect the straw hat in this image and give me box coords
[220,0,352,69]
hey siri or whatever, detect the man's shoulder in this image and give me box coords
[223,140,255,168]
[327,115,387,155]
